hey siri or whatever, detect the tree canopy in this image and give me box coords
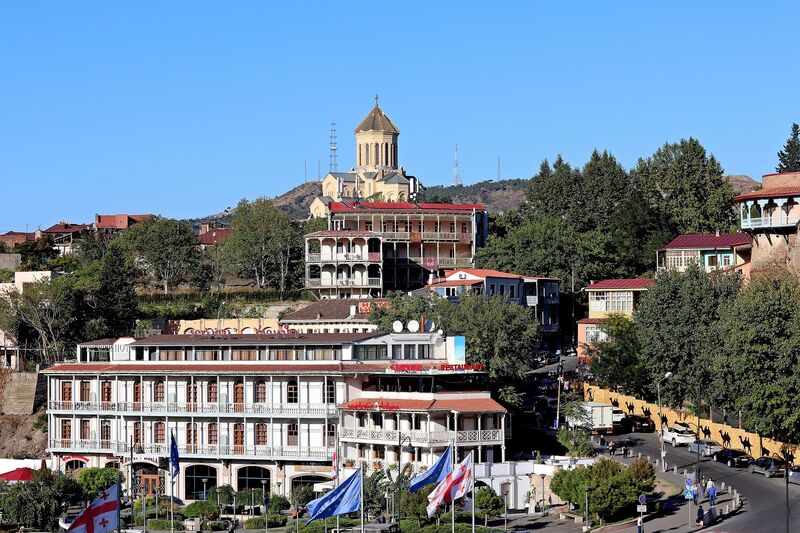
[776,123,800,173]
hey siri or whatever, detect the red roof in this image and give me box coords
[586,279,654,291]
[427,280,483,288]
[42,223,91,234]
[577,318,607,325]
[340,395,505,413]
[735,185,800,202]
[662,233,751,250]
[95,214,153,229]
[329,202,485,214]
[197,228,230,245]
[437,268,558,283]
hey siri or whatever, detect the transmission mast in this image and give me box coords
[329,121,338,172]
[453,144,463,186]
[497,156,501,180]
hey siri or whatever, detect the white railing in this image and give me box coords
[48,400,338,418]
[305,253,381,263]
[49,440,334,460]
[339,428,503,445]
[306,278,381,288]
[741,216,800,229]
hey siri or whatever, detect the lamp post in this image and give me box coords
[539,473,546,515]
[202,478,208,501]
[395,433,411,525]
[656,372,673,472]
[261,479,269,533]
[554,362,564,429]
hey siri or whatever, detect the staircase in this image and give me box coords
[1,371,41,415]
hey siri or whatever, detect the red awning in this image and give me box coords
[0,467,34,481]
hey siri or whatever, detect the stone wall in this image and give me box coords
[584,384,795,463]
[0,254,21,271]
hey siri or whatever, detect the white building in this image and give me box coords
[45,331,506,501]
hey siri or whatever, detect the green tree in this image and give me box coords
[291,484,315,510]
[715,269,800,442]
[0,268,12,283]
[0,470,83,530]
[119,217,198,293]
[473,486,504,526]
[635,264,740,406]
[588,314,649,397]
[15,236,58,271]
[224,198,301,294]
[632,138,735,233]
[400,484,435,528]
[776,123,800,173]
[96,245,137,336]
[77,467,121,499]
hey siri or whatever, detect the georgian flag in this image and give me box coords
[426,453,473,517]
[67,482,119,533]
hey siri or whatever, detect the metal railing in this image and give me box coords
[305,253,382,263]
[339,428,503,445]
[306,278,381,288]
[48,400,338,417]
[741,216,800,229]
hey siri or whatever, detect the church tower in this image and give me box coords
[354,96,399,170]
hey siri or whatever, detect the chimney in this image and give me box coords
[349,305,357,319]
[200,223,210,235]
[715,229,720,237]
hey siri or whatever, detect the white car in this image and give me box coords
[662,426,696,447]
[687,439,723,457]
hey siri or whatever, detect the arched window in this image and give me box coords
[374,143,379,165]
[384,143,389,165]
[255,423,268,445]
[234,380,244,412]
[237,466,269,492]
[357,144,362,166]
[325,379,336,404]
[233,423,245,454]
[208,380,218,403]
[185,465,217,501]
[65,459,86,472]
[365,145,370,166]
[153,380,164,402]
[187,422,197,453]
[287,423,298,446]
[255,380,267,403]
[287,380,298,403]
[327,423,336,446]
[133,422,142,448]
[208,422,218,445]
[154,422,165,443]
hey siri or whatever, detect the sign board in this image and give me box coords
[639,495,647,505]
[637,505,647,513]
[685,476,693,488]
[453,336,466,364]
[684,489,694,500]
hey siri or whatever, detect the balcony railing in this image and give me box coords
[339,428,503,446]
[525,295,538,307]
[305,253,382,263]
[48,400,338,418]
[741,216,800,229]
[306,278,381,288]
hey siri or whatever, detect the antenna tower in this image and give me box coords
[453,144,463,186]
[497,156,501,180]
[304,159,307,183]
[329,121,338,172]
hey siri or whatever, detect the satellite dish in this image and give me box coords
[407,320,420,333]
[392,320,404,333]
[424,320,436,332]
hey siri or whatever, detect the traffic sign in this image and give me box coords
[637,504,647,513]
[684,488,694,500]
[639,495,647,505]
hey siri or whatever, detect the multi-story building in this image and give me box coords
[656,233,752,278]
[45,331,505,500]
[305,202,488,298]
[309,101,423,218]
[279,299,382,334]
[576,279,653,361]
[424,268,560,350]
[736,170,800,272]
[95,213,153,232]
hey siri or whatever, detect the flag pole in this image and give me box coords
[470,451,475,533]
[360,462,365,533]
[170,467,175,533]
[336,421,341,533]
[117,475,122,533]
[451,440,456,533]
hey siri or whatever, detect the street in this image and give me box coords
[622,431,800,533]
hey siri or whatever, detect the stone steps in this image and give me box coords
[1,371,40,415]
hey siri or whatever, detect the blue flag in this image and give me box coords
[306,468,361,524]
[170,432,180,477]
[409,445,452,493]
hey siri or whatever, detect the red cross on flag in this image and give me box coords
[426,452,473,517]
[67,482,119,533]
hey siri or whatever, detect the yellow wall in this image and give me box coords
[169,318,280,334]
[584,384,795,463]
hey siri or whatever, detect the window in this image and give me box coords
[154,380,164,402]
[287,423,298,446]
[256,423,268,445]
[589,291,633,313]
[255,380,267,403]
[412,417,421,431]
[327,423,336,446]
[354,345,388,360]
[287,380,298,403]
[707,255,718,267]
[185,465,217,501]
[499,284,505,296]
[154,422,165,443]
[585,325,609,344]
[391,345,402,359]
[61,381,72,403]
[404,345,415,359]
[721,254,733,267]
[80,381,90,402]
[80,419,91,440]
[489,284,496,296]
[186,423,197,452]
[208,422,218,445]
[509,285,515,299]
[365,221,373,231]
[665,250,701,270]
[208,380,218,402]
[61,419,72,444]
[237,466,269,492]
[101,420,111,443]
[449,222,456,233]
[371,413,383,428]
[101,381,112,404]
[417,344,432,359]
[325,379,336,404]
[233,349,257,361]
[133,422,142,447]
[461,222,468,233]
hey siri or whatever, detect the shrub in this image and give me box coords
[147,519,185,531]
[268,494,291,514]
[184,500,220,519]
[628,457,656,489]
[201,520,228,531]
[243,514,287,528]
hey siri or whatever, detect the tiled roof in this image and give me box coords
[735,185,800,201]
[42,223,92,234]
[197,229,230,245]
[280,299,374,322]
[354,105,400,134]
[586,279,654,291]
[340,395,505,413]
[95,214,153,229]
[80,338,121,346]
[427,280,483,288]
[577,318,607,325]
[662,233,751,250]
[329,202,485,215]
[305,230,382,238]
[128,332,382,346]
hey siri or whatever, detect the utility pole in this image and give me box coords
[453,144,462,186]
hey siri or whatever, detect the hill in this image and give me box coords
[726,174,759,195]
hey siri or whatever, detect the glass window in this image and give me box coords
[371,413,383,428]
[80,419,91,440]
[154,422,165,443]
[287,380,298,403]
[208,423,218,444]
[509,285,515,299]
[255,380,267,403]
[354,345,388,360]
[185,465,217,500]
[417,344,432,359]
[287,423,298,446]
[404,345,415,359]
[391,345,402,359]
[325,379,336,404]
[208,380,218,403]
[154,380,164,402]
[255,423,268,445]
[327,424,336,446]
[80,381,90,402]
[101,420,111,442]
[585,325,609,343]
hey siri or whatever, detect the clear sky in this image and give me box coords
[1,2,798,230]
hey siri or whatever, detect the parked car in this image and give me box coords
[788,466,800,485]
[688,440,724,457]
[621,415,655,433]
[748,456,787,478]
[661,426,695,447]
[712,449,752,468]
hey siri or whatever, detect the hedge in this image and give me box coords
[243,514,287,528]
[147,519,185,531]
[200,520,228,531]
[183,500,220,519]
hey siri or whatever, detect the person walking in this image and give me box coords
[696,504,705,526]
[636,515,644,533]
[700,474,707,496]
[708,484,717,507]
[692,483,699,505]
[705,478,714,499]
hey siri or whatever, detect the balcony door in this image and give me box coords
[233,423,245,455]
[133,381,142,411]
[234,380,244,412]
[61,382,72,409]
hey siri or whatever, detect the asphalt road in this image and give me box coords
[626,431,800,533]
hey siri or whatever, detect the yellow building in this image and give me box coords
[310,101,423,218]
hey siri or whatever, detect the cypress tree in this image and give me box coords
[776,122,800,173]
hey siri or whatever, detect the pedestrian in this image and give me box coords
[705,477,714,499]
[708,484,717,507]
[692,483,699,505]
[599,434,606,447]
[608,440,616,456]
[696,504,704,526]
[700,474,706,495]
[636,515,643,533]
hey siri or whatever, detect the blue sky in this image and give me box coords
[1,2,798,230]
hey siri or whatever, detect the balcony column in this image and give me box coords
[775,198,789,224]
[501,413,507,462]
[453,412,459,462]
[757,199,769,223]
[477,414,482,463]
[427,413,433,466]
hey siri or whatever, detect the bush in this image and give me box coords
[147,519,185,531]
[268,494,291,514]
[201,520,228,531]
[243,514,287,528]
[184,500,220,519]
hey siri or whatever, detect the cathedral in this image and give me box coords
[309,99,424,217]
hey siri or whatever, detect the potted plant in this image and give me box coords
[373,460,383,470]
[343,458,354,467]
[404,464,413,474]
[419,465,428,473]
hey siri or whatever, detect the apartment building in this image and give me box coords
[45,331,505,500]
[656,233,752,278]
[305,202,488,298]
[576,278,653,361]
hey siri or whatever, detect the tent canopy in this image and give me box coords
[0,467,34,481]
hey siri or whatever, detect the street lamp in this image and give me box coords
[202,478,208,501]
[261,479,269,533]
[394,433,412,525]
[657,371,673,472]
[539,473,546,515]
